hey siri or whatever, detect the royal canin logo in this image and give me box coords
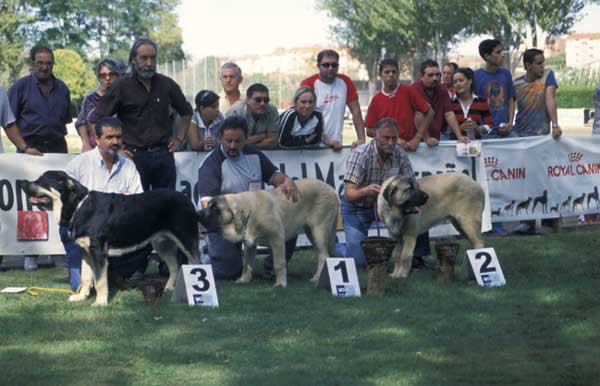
[486,156,526,181]
[548,151,600,177]
[484,156,498,168]
[568,152,583,163]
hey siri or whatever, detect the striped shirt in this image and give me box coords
[450,94,493,139]
[344,140,415,208]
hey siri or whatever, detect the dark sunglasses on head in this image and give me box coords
[320,62,339,69]
[252,97,270,104]
[200,90,218,103]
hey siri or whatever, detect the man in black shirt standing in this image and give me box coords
[94,38,193,191]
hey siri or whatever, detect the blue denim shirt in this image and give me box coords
[8,74,71,139]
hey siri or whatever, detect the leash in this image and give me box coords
[26,286,75,297]
[373,199,381,238]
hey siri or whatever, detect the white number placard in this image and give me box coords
[466,248,506,287]
[325,258,361,297]
[171,264,219,307]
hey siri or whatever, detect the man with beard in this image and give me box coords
[93,38,193,192]
[62,117,144,291]
[411,60,463,142]
[341,118,430,268]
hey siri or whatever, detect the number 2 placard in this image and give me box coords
[466,248,506,287]
[326,258,361,297]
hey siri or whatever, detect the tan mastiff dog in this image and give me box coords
[198,179,340,286]
[377,173,485,278]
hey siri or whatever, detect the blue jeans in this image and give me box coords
[206,232,297,280]
[60,226,81,291]
[340,199,430,268]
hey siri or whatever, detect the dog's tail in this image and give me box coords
[107,231,200,264]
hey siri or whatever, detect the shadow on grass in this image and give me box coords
[1,229,600,385]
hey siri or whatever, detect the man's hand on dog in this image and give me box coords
[279,177,299,202]
[362,184,381,197]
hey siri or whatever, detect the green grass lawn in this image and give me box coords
[1,228,600,386]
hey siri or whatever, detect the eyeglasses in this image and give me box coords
[34,61,53,68]
[320,62,339,69]
[99,72,118,79]
[252,97,270,104]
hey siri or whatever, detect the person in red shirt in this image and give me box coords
[412,60,465,142]
[450,67,494,140]
[365,59,435,152]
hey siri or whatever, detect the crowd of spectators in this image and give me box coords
[0,38,593,279]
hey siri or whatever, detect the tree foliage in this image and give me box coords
[24,0,185,62]
[0,0,32,87]
[320,0,594,79]
[53,48,97,103]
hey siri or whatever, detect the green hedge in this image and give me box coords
[556,85,594,108]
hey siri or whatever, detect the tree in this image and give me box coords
[53,48,97,104]
[319,0,479,81]
[0,0,32,86]
[25,0,186,62]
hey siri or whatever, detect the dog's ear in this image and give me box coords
[382,182,397,204]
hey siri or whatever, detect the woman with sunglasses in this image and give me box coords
[450,67,493,140]
[187,89,224,151]
[278,86,323,148]
[75,58,123,151]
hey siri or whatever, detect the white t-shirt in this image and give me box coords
[301,74,358,144]
[65,147,143,194]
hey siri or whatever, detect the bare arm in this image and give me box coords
[4,124,42,155]
[546,85,561,138]
[502,98,515,135]
[169,115,191,152]
[444,110,468,142]
[348,100,366,147]
[343,181,380,202]
[406,107,434,151]
[77,124,93,152]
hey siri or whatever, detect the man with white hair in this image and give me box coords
[220,62,244,113]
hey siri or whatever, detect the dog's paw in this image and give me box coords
[309,275,319,283]
[69,293,88,302]
[91,300,108,307]
[389,269,409,279]
[236,275,251,284]
[273,280,287,288]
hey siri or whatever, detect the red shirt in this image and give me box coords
[365,84,430,141]
[411,80,453,139]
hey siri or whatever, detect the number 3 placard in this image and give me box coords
[171,265,219,307]
[466,248,506,287]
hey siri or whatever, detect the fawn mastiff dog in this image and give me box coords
[198,179,339,287]
[377,173,485,278]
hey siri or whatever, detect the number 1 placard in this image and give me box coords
[466,248,506,287]
[325,258,361,297]
[171,264,219,307]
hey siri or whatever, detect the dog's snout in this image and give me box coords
[410,190,429,207]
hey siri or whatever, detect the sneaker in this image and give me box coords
[53,255,68,268]
[513,223,535,235]
[24,256,39,271]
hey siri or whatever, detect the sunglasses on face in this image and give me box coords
[252,97,270,104]
[320,62,339,69]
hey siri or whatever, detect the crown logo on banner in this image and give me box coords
[568,152,583,163]
[484,156,498,168]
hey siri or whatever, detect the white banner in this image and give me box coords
[483,136,600,222]
[0,143,484,255]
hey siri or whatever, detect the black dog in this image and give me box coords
[587,186,599,209]
[532,190,548,213]
[572,193,586,211]
[503,200,515,215]
[516,197,532,215]
[24,171,200,306]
